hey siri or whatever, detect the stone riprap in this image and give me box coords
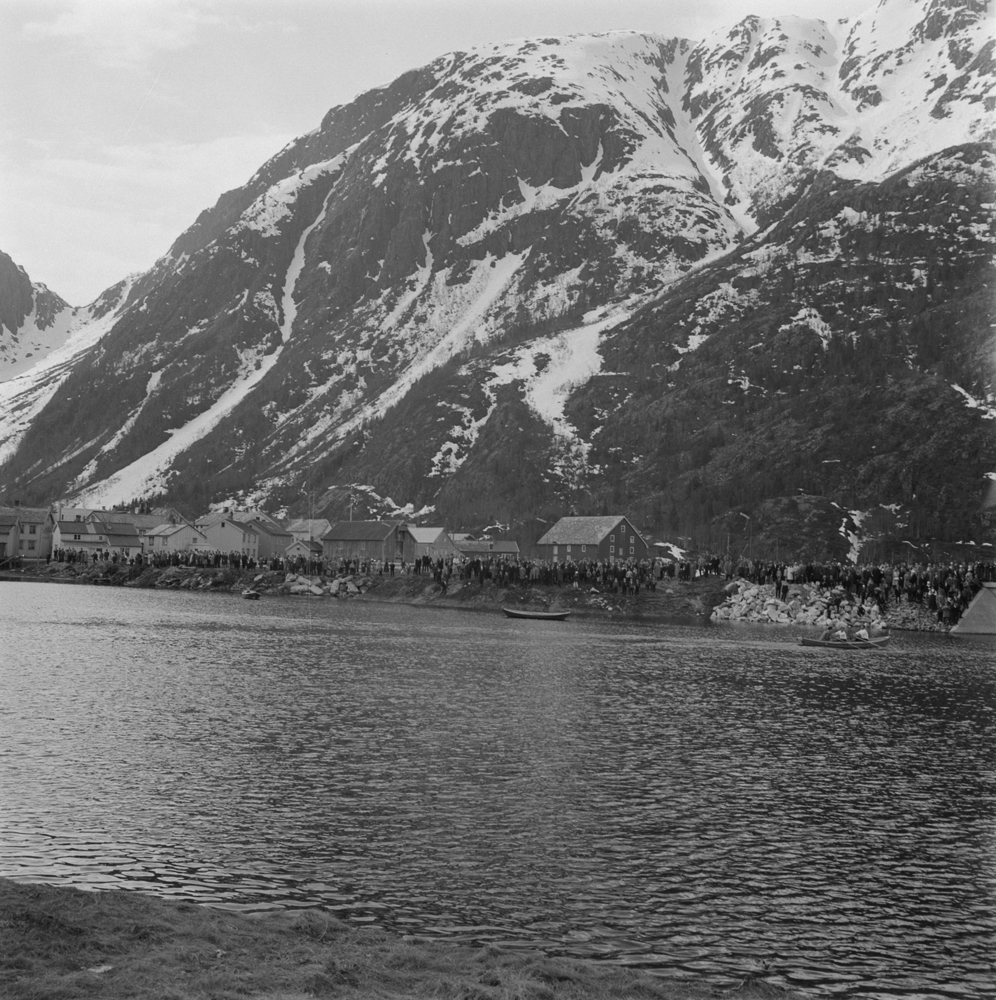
[710,580,949,632]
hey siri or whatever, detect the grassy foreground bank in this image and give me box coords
[1,878,792,1000]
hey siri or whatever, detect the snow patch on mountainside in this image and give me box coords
[952,383,996,419]
[0,279,136,464]
[0,293,80,381]
[238,152,350,237]
[427,303,632,481]
[73,189,336,506]
[71,370,164,489]
[781,307,834,349]
[282,250,530,467]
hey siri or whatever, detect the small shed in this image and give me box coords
[285,538,324,562]
[398,526,460,563]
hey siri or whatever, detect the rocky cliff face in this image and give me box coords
[0,251,80,381]
[0,0,993,556]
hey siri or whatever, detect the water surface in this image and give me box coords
[1,582,993,998]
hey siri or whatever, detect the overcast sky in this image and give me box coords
[1,0,871,306]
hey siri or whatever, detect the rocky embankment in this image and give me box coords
[0,561,727,618]
[710,580,949,632]
[1,563,952,631]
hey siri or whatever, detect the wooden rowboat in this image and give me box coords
[502,607,570,621]
[799,635,890,649]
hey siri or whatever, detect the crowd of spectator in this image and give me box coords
[16,542,996,628]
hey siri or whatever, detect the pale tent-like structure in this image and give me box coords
[951,584,996,635]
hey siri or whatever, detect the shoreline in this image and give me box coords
[0,561,953,632]
[0,876,797,1000]
[0,562,728,620]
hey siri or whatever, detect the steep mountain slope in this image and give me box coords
[0,0,992,555]
[0,251,80,380]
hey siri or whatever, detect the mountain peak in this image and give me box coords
[0,0,992,555]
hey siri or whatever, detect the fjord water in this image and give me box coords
[1,584,993,998]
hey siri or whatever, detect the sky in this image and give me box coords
[0,0,871,306]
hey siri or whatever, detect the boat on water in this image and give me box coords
[502,607,571,621]
[241,589,261,601]
[799,635,890,650]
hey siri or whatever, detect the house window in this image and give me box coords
[610,534,615,542]
[73,534,81,541]
[630,535,634,544]
[28,540,36,550]
[553,545,558,556]
[29,525,36,535]
[566,545,571,554]
[610,545,615,554]
[629,546,634,555]
[581,545,586,552]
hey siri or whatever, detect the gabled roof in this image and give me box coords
[322,520,398,541]
[286,518,332,537]
[0,505,48,522]
[147,523,208,539]
[146,524,182,537]
[224,509,283,528]
[249,519,293,539]
[536,516,628,546]
[101,522,140,537]
[287,538,324,554]
[57,520,102,534]
[0,515,19,529]
[405,526,448,544]
[195,513,260,533]
[93,512,172,530]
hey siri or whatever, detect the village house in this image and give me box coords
[144,522,210,555]
[49,505,184,554]
[397,525,460,563]
[0,503,52,562]
[194,513,260,559]
[100,521,145,560]
[321,521,400,564]
[0,511,20,565]
[92,510,180,551]
[52,519,112,558]
[535,515,649,564]
[245,518,295,562]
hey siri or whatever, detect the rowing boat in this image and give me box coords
[799,635,890,649]
[502,607,570,621]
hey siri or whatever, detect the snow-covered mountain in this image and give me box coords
[0,251,82,380]
[0,0,992,550]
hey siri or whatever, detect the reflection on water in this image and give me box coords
[1,583,994,998]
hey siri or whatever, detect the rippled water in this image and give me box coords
[1,582,994,998]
